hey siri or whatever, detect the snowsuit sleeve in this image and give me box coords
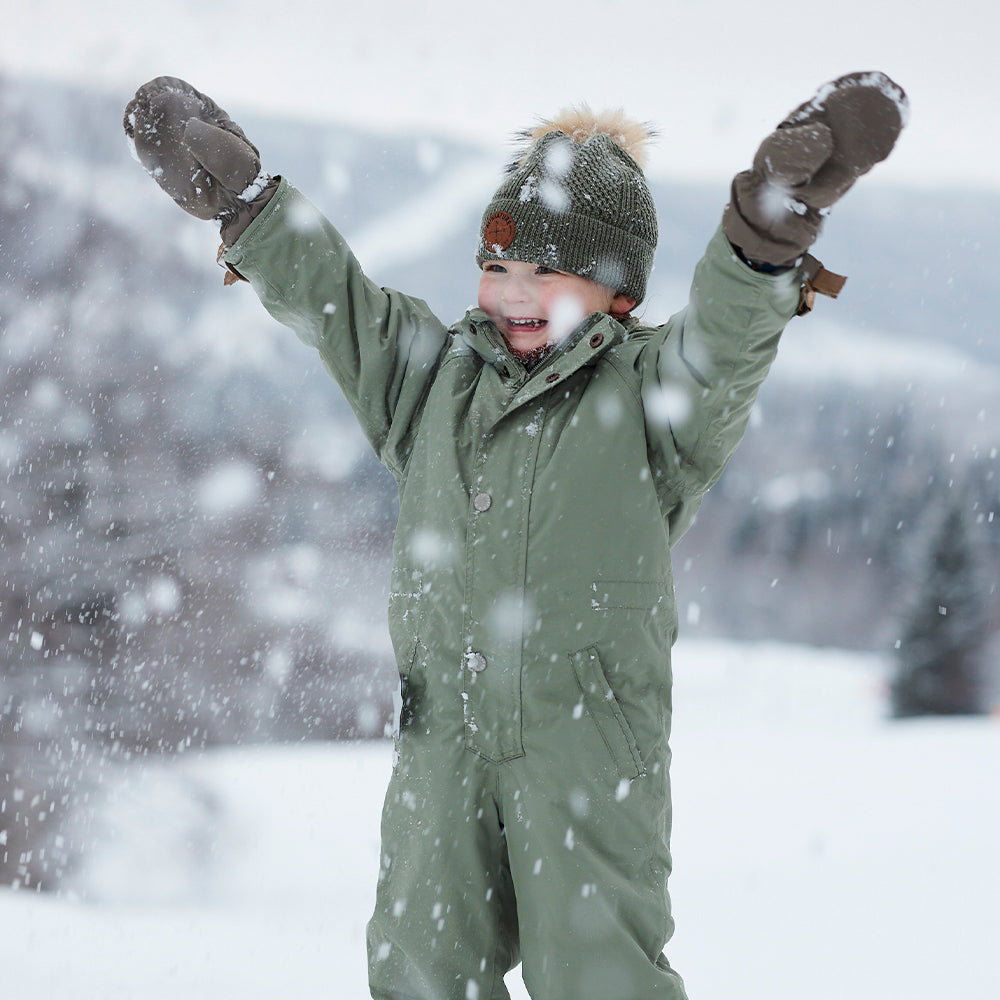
[222,178,449,482]
[640,224,803,540]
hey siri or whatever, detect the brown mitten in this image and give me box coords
[124,76,277,246]
[723,72,908,266]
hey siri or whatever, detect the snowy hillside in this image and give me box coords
[3,639,998,1000]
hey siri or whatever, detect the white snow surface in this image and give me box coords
[1,0,996,192]
[3,638,998,999]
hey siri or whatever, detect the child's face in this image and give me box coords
[478,260,634,354]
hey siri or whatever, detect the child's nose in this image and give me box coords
[504,274,531,303]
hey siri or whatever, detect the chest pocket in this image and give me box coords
[589,580,666,611]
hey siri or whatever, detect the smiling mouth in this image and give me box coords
[506,318,547,332]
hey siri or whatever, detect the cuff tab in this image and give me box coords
[217,243,248,286]
[797,254,847,315]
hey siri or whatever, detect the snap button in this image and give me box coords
[473,491,492,512]
[466,651,488,673]
[545,372,560,384]
[589,332,604,348]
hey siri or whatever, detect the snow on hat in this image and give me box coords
[476,107,658,305]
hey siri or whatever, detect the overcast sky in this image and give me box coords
[2,0,996,190]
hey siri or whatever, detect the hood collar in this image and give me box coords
[456,308,632,375]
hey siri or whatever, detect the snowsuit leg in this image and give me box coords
[502,756,685,1000]
[498,718,685,999]
[367,734,520,1000]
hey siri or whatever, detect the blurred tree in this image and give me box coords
[890,489,991,717]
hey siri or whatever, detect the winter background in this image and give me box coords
[2,1,999,997]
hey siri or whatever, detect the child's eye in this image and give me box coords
[535,266,559,275]
[483,263,507,274]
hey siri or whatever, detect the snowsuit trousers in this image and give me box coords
[366,653,688,1000]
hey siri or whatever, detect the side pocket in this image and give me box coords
[570,646,645,782]
[393,637,420,747]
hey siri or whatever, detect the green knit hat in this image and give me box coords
[476,108,658,305]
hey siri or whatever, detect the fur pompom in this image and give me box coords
[511,105,655,171]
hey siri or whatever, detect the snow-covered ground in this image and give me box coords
[3,638,998,999]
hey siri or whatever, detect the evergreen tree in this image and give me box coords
[890,492,990,717]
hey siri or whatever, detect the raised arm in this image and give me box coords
[124,77,449,479]
[643,72,907,538]
[221,181,449,479]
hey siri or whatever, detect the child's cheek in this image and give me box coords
[477,276,498,317]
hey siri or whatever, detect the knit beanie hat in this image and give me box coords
[476,108,658,305]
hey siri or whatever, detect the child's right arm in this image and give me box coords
[221,180,449,481]
[124,78,449,480]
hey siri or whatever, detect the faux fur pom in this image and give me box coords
[511,105,654,170]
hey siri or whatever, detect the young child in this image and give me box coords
[125,73,906,1000]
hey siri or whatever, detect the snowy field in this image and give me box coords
[3,638,998,999]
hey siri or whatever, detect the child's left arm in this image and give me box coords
[642,72,907,536]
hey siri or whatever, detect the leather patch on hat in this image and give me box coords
[483,211,515,252]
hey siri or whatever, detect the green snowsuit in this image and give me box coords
[223,178,803,999]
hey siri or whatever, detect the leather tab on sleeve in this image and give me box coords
[797,254,847,315]
[811,266,847,299]
[217,243,248,286]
